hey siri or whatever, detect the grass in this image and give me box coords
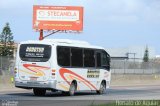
[89,102,118,106]
[0,74,14,90]
[89,100,160,106]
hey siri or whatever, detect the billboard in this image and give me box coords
[33,5,83,31]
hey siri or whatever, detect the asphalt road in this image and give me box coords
[0,85,160,106]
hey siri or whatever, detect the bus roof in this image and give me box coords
[20,39,105,50]
[44,39,90,45]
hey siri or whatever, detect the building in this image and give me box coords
[106,46,156,62]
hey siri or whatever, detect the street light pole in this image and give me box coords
[126,52,136,74]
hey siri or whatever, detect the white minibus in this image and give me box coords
[15,39,111,96]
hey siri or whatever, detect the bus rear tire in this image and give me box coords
[61,91,69,96]
[69,82,76,96]
[33,88,46,96]
[97,81,106,94]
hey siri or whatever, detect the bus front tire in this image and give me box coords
[97,82,106,94]
[33,88,46,96]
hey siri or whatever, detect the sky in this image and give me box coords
[0,0,160,54]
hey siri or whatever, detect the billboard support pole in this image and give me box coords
[43,30,60,39]
[39,29,43,40]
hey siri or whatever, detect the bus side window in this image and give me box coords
[101,51,110,70]
[96,52,101,67]
[84,49,95,67]
[57,46,71,67]
[71,48,83,67]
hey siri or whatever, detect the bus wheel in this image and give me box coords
[69,82,76,96]
[97,82,106,94]
[33,88,46,96]
[61,91,69,96]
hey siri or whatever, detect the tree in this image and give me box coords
[143,46,149,62]
[0,23,14,56]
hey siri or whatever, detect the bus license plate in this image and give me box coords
[30,77,37,81]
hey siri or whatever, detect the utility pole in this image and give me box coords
[0,56,2,74]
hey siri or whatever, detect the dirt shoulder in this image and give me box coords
[111,74,160,87]
[1,74,160,92]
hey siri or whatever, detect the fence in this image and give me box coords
[111,59,160,74]
[0,56,160,75]
[0,56,15,76]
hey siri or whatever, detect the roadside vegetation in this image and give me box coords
[0,22,14,56]
[89,100,160,106]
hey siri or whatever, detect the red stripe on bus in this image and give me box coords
[59,68,97,90]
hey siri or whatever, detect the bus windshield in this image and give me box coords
[19,44,51,62]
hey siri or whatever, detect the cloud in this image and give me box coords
[96,0,144,15]
[142,0,160,23]
[0,0,88,9]
[86,0,143,23]
[1,0,160,24]
[105,15,139,23]
[88,0,160,24]
[0,0,34,9]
